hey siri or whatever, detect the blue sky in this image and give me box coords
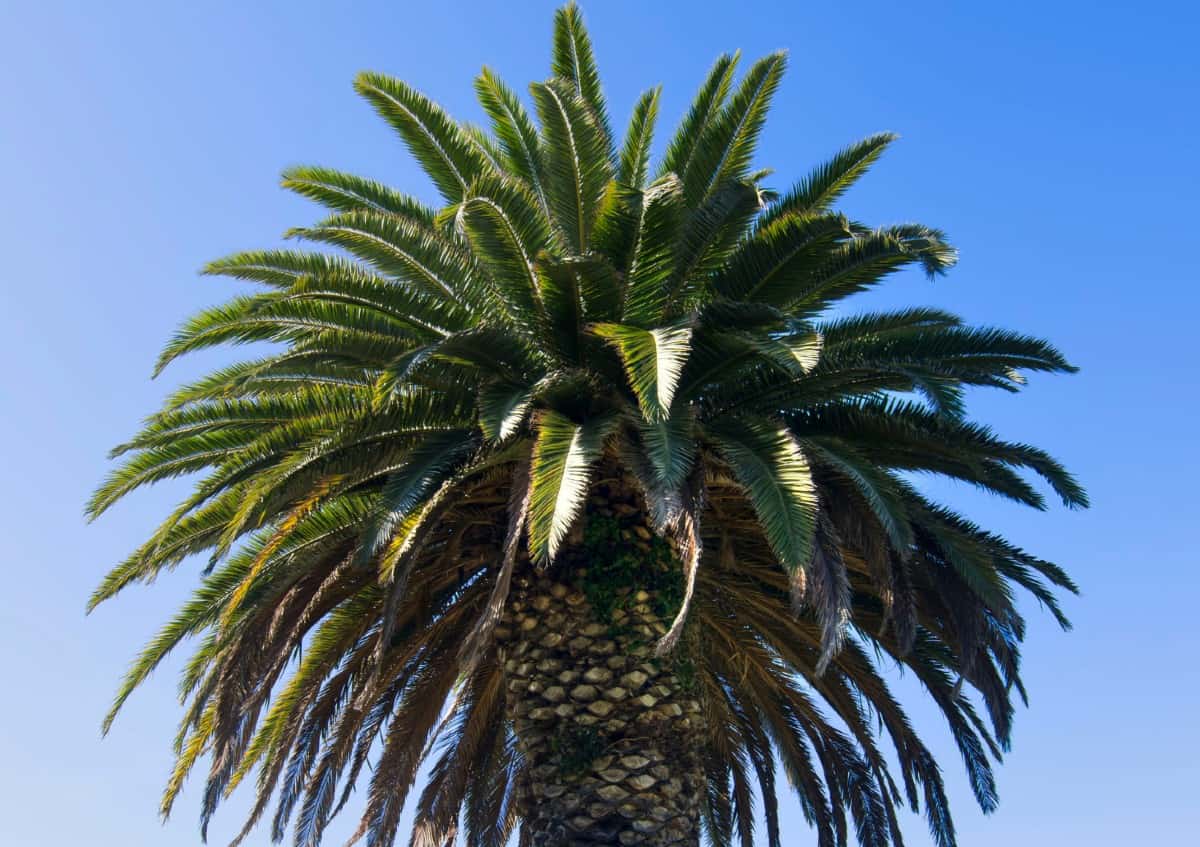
[1,1,1197,844]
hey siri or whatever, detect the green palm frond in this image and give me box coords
[90,8,1085,847]
[709,416,818,571]
[622,174,686,325]
[280,166,438,222]
[527,410,615,563]
[354,71,491,201]
[590,321,693,420]
[356,430,479,565]
[682,52,787,205]
[459,173,552,325]
[633,404,697,490]
[660,52,738,180]
[713,212,853,305]
[286,210,484,313]
[477,381,533,443]
[551,1,611,143]
[475,68,549,214]
[530,78,612,252]
[671,178,764,307]
[759,132,897,228]
[617,86,661,189]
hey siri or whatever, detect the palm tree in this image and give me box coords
[89,5,1086,846]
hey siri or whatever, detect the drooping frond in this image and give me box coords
[92,8,1084,847]
[527,410,614,563]
[709,416,818,572]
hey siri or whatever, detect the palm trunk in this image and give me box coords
[497,494,702,847]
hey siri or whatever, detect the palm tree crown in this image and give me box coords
[90,5,1085,847]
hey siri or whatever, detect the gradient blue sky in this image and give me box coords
[2,1,1197,844]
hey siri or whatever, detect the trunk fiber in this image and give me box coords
[497,499,702,846]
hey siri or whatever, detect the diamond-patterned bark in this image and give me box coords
[499,571,702,847]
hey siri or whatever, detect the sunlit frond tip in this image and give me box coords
[89,6,1084,847]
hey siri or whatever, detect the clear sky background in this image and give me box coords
[1,1,1197,844]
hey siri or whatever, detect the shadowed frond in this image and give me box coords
[91,8,1084,847]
